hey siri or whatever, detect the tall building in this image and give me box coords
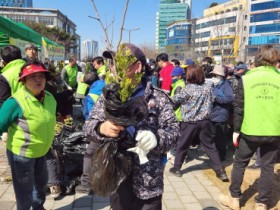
[155,0,191,52]
[0,7,80,59]
[246,0,280,62]
[0,0,32,7]
[81,40,98,61]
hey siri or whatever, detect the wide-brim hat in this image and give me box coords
[19,64,49,81]
[210,65,225,77]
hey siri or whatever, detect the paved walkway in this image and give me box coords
[0,141,225,210]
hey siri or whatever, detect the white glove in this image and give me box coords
[1,132,8,142]
[127,130,157,165]
[127,147,149,164]
[233,132,240,147]
[136,130,157,151]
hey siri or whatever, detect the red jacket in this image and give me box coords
[159,62,174,92]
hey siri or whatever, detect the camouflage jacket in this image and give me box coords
[84,81,180,199]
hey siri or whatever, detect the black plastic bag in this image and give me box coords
[89,140,132,197]
[103,83,149,126]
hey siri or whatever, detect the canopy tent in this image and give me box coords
[0,32,9,47]
[0,16,65,60]
[0,16,42,45]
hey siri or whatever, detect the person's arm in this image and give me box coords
[0,98,23,136]
[174,86,182,95]
[60,68,67,81]
[0,75,11,108]
[213,81,234,104]
[233,79,244,133]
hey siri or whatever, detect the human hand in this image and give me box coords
[232,132,240,147]
[127,147,149,164]
[99,120,124,138]
[136,130,157,151]
[1,132,8,142]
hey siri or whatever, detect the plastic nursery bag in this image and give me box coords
[103,83,149,126]
[89,140,132,197]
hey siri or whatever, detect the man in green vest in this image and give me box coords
[92,56,107,78]
[219,45,280,210]
[61,55,79,89]
[0,45,25,107]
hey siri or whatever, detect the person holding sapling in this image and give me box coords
[84,43,179,210]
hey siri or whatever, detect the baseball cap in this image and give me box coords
[235,64,248,71]
[19,64,49,81]
[102,43,146,66]
[171,66,185,77]
[181,58,194,68]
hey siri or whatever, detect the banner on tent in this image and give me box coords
[42,38,65,61]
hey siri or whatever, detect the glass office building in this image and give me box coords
[247,0,280,58]
[156,0,191,51]
[0,0,32,7]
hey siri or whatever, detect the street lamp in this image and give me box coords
[122,27,140,43]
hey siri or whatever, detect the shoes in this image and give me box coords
[215,169,229,182]
[49,185,61,199]
[169,167,183,177]
[184,154,193,164]
[219,194,240,210]
[247,164,260,170]
[75,184,92,194]
[255,203,267,210]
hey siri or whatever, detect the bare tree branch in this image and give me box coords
[117,0,130,49]
[89,0,112,50]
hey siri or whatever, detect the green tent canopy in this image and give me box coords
[0,31,9,47]
[0,16,42,45]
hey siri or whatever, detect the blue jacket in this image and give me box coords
[83,79,106,119]
[211,79,234,122]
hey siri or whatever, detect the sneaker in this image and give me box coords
[219,194,240,210]
[247,164,260,170]
[49,185,61,199]
[75,184,92,194]
[255,203,267,210]
[169,167,183,177]
[215,169,229,182]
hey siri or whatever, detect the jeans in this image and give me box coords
[7,149,48,210]
[229,137,279,205]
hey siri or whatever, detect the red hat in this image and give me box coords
[19,64,49,81]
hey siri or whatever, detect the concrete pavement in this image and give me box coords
[0,141,225,210]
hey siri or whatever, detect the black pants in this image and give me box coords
[230,137,279,205]
[46,149,61,186]
[174,120,223,171]
[210,121,228,161]
[110,174,162,210]
[80,141,95,185]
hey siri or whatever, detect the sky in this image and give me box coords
[33,0,228,51]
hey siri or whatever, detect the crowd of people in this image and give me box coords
[0,42,280,210]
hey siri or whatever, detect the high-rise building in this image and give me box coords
[156,0,191,52]
[81,40,98,61]
[246,0,280,62]
[0,0,32,7]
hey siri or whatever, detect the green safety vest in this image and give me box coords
[76,73,88,95]
[6,86,57,158]
[170,79,185,122]
[65,64,78,88]
[241,66,280,136]
[88,93,100,103]
[97,65,107,76]
[1,59,25,95]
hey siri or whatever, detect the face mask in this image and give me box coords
[172,78,178,84]
[212,77,222,85]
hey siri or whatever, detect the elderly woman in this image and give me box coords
[0,61,56,210]
[219,45,280,210]
[169,64,228,182]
